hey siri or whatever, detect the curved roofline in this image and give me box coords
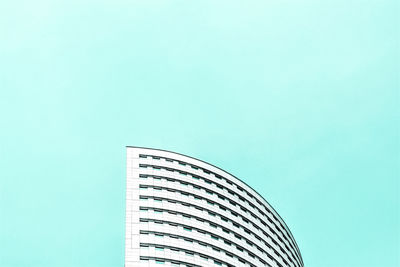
[126,145,303,263]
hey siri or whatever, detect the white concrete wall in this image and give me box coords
[125,147,303,267]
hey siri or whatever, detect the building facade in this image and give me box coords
[125,147,304,267]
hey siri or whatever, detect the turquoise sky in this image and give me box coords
[0,1,399,267]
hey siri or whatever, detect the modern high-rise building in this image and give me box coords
[125,147,303,267]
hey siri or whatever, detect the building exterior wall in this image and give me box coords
[125,147,304,267]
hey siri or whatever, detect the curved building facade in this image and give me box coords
[125,147,303,267]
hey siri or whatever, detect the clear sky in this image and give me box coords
[0,1,399,267]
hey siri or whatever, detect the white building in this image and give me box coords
[125,147,304,267]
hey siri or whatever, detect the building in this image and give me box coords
[125,146,304,267]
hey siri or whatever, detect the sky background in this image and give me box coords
[0,1,399,267]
